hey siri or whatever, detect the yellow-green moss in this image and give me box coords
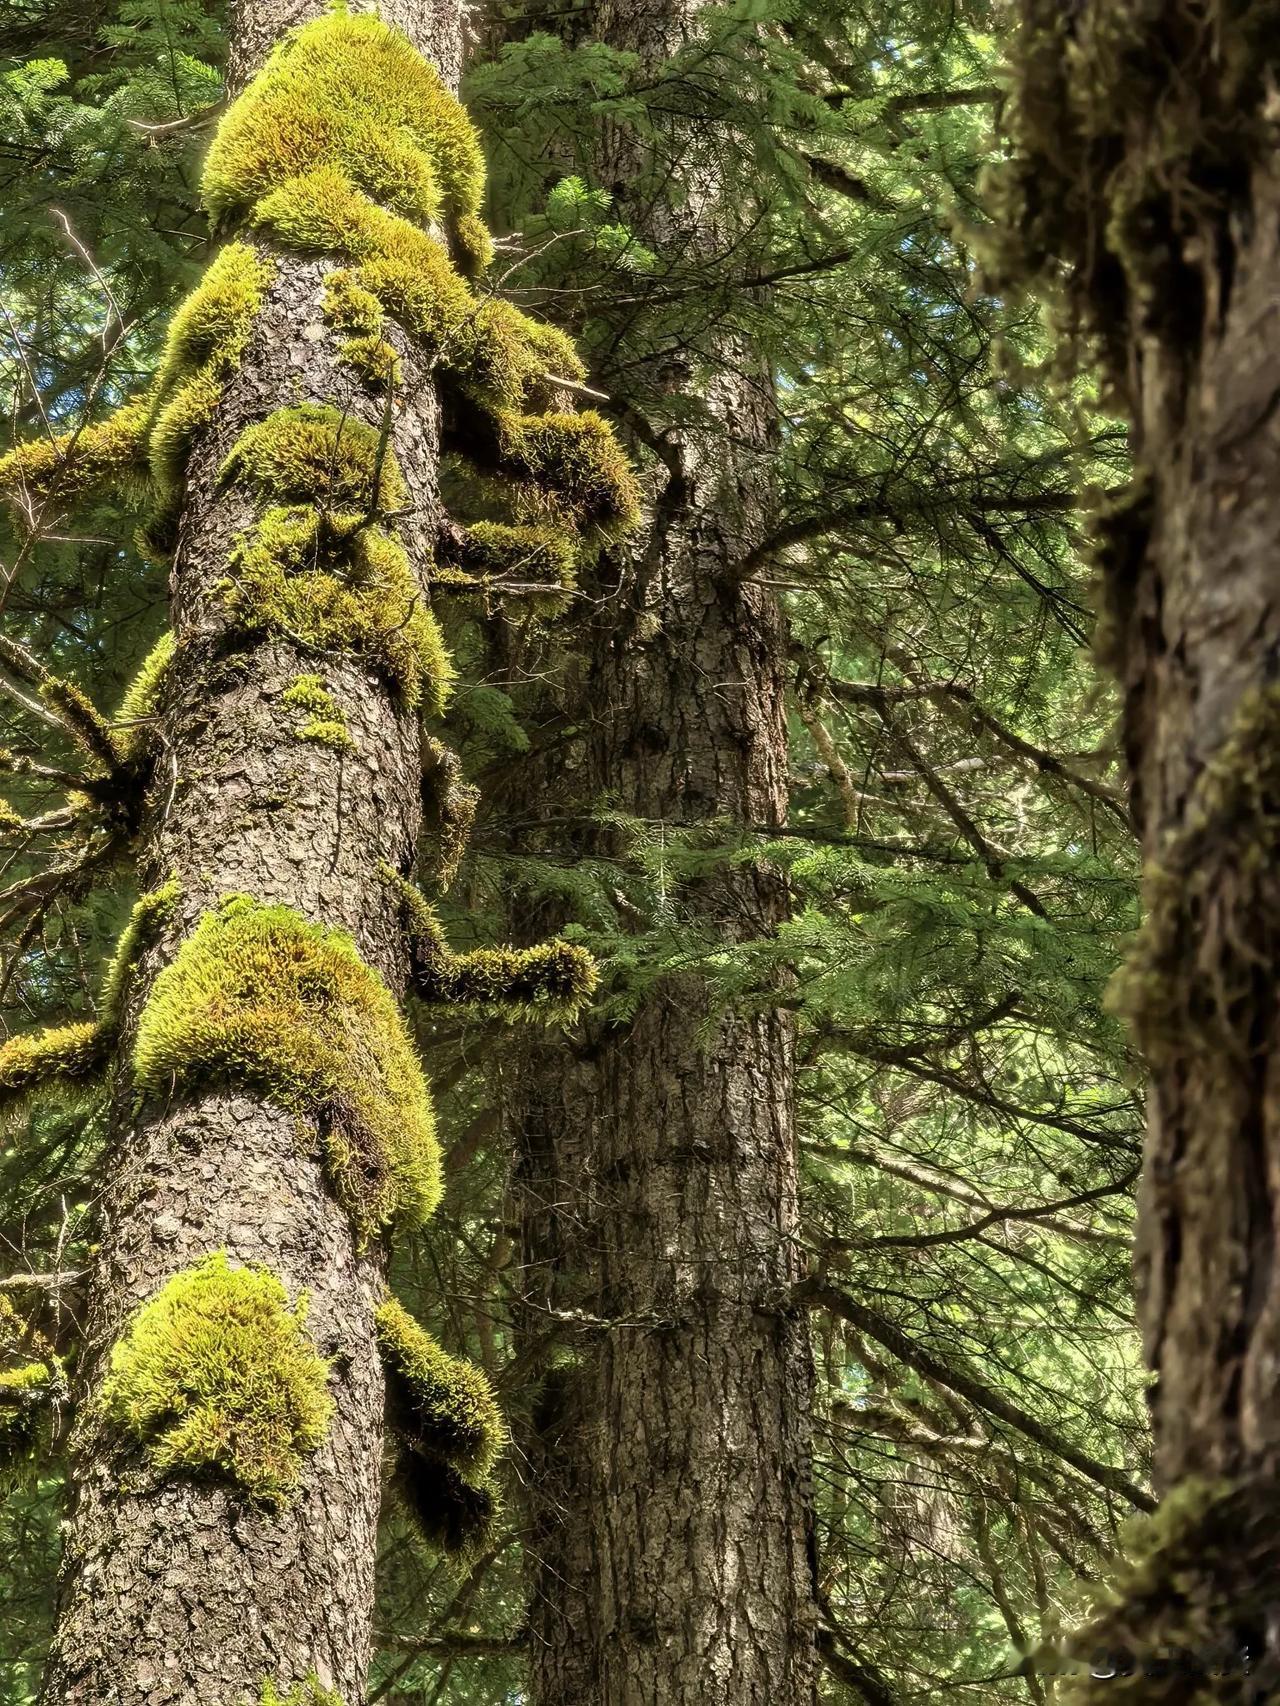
[281,673,354,752]
[101,1251,332,1505]
[388,867,597,1022]
[494,408,642,534]
[113,631,176,765]
[148,241,274,499]
[439,520,580,613]
[0,878,178,1112]
[227,504,452,713]
[221,403,405,514]
[378,1295,504,1555]
[259,1680,344,1706]
[323,269,401,389]
[201,12,490,273]
[0,399,152,515]
[39,673,122,772]
[133,896,441,1237]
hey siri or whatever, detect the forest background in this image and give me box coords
[0,0,1150,1699]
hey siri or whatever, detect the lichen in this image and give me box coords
[281,673,354,751]
[387,866,597,1021]
[377,1295,504,1555]
[100,1251,332,1505]
[1049,1478,1278,1706]
[133,896,441,1237]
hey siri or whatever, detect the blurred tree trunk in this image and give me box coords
[40,0,459,1697]
[505,4,819,1702]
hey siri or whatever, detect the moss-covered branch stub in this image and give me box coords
[376,1295,505,1555]
[385,865,597,1022]
[1047,1478,1280,1706]
[101,1251,332,1506]
[133,896,441,1240]
[0,877,179,1114]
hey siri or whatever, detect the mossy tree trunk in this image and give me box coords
[41,1,459,1698]
[505,4,820,1702]
[997,0,1280,1677]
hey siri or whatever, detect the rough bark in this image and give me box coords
[40,3,459,1699]
[505,4,820,1702]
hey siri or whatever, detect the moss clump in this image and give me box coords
[133,896,441,1237]
[228,504,452,714]
[388,867,596,1021]
[0,399,152,517]
[201,12,490,274]
[221,403,405,515]
[377,1295,504,1555]
[420,737,478,893]
[1050,1478,1279,1706]
[148,241,274,500]
[101,1251,332,1505]
[259,1681,344,1706]
[113,631,176,765]
[491,408,641,534]
[323,269,401,389]
[1111,684,1280,1068]
[281,674,353,752]
[436,521,580,614]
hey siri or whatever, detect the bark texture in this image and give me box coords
[999,0,1280,1665]
[40,4,459,1699]
[506,4,819,1701]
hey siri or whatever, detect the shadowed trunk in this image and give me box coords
[505,3,820,1701]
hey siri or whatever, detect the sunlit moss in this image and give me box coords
[388,866,596,1022]
[148,241,275,499]
[202,12,490,273]
[322,270,401,389]
[227,505,452,714]
[282,673,354,752]
[259,1680,344,1706]
[113,631,176,765]
[440,520,580,613]
[0,399,152,517]
[493,408,642,534]
[133,896,441,1237]
[378,1295,504,1555]
[221,403,405,515]
[101,1251,332,1505]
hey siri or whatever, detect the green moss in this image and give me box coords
[202,12,490,273]
[39,673,124,772]
[227,504,452,714]
[1049,1477,1277,1706]
[101,1251,332,1505]
[148,242,274,499]
[377,1295,504,1555]
[420,737,478,893]
[492,408,642,535]
[1111,684,1280,1068]
[133,896,441,1237]
[323,270,401,389]
[0,878,177,1112]
[259,1680,344,1706]
[389,867,597,1022]
[221,403,405,515]
[438,520,580,614]
[282,673,354,752]
[113,631,176,765]
[0,398,152,516]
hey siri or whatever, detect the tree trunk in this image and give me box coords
[507,5,820,1702]
[999,0,1280,1677]
[40,1,459,1698]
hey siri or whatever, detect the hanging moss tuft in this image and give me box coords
[101,1251,332,1506]
[377,1295,504,1555]
[133,896,442,1237]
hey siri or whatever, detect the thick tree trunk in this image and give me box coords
[507,5,819,1702]
[1000,0,1280,1679]
[41,2,459,1699]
